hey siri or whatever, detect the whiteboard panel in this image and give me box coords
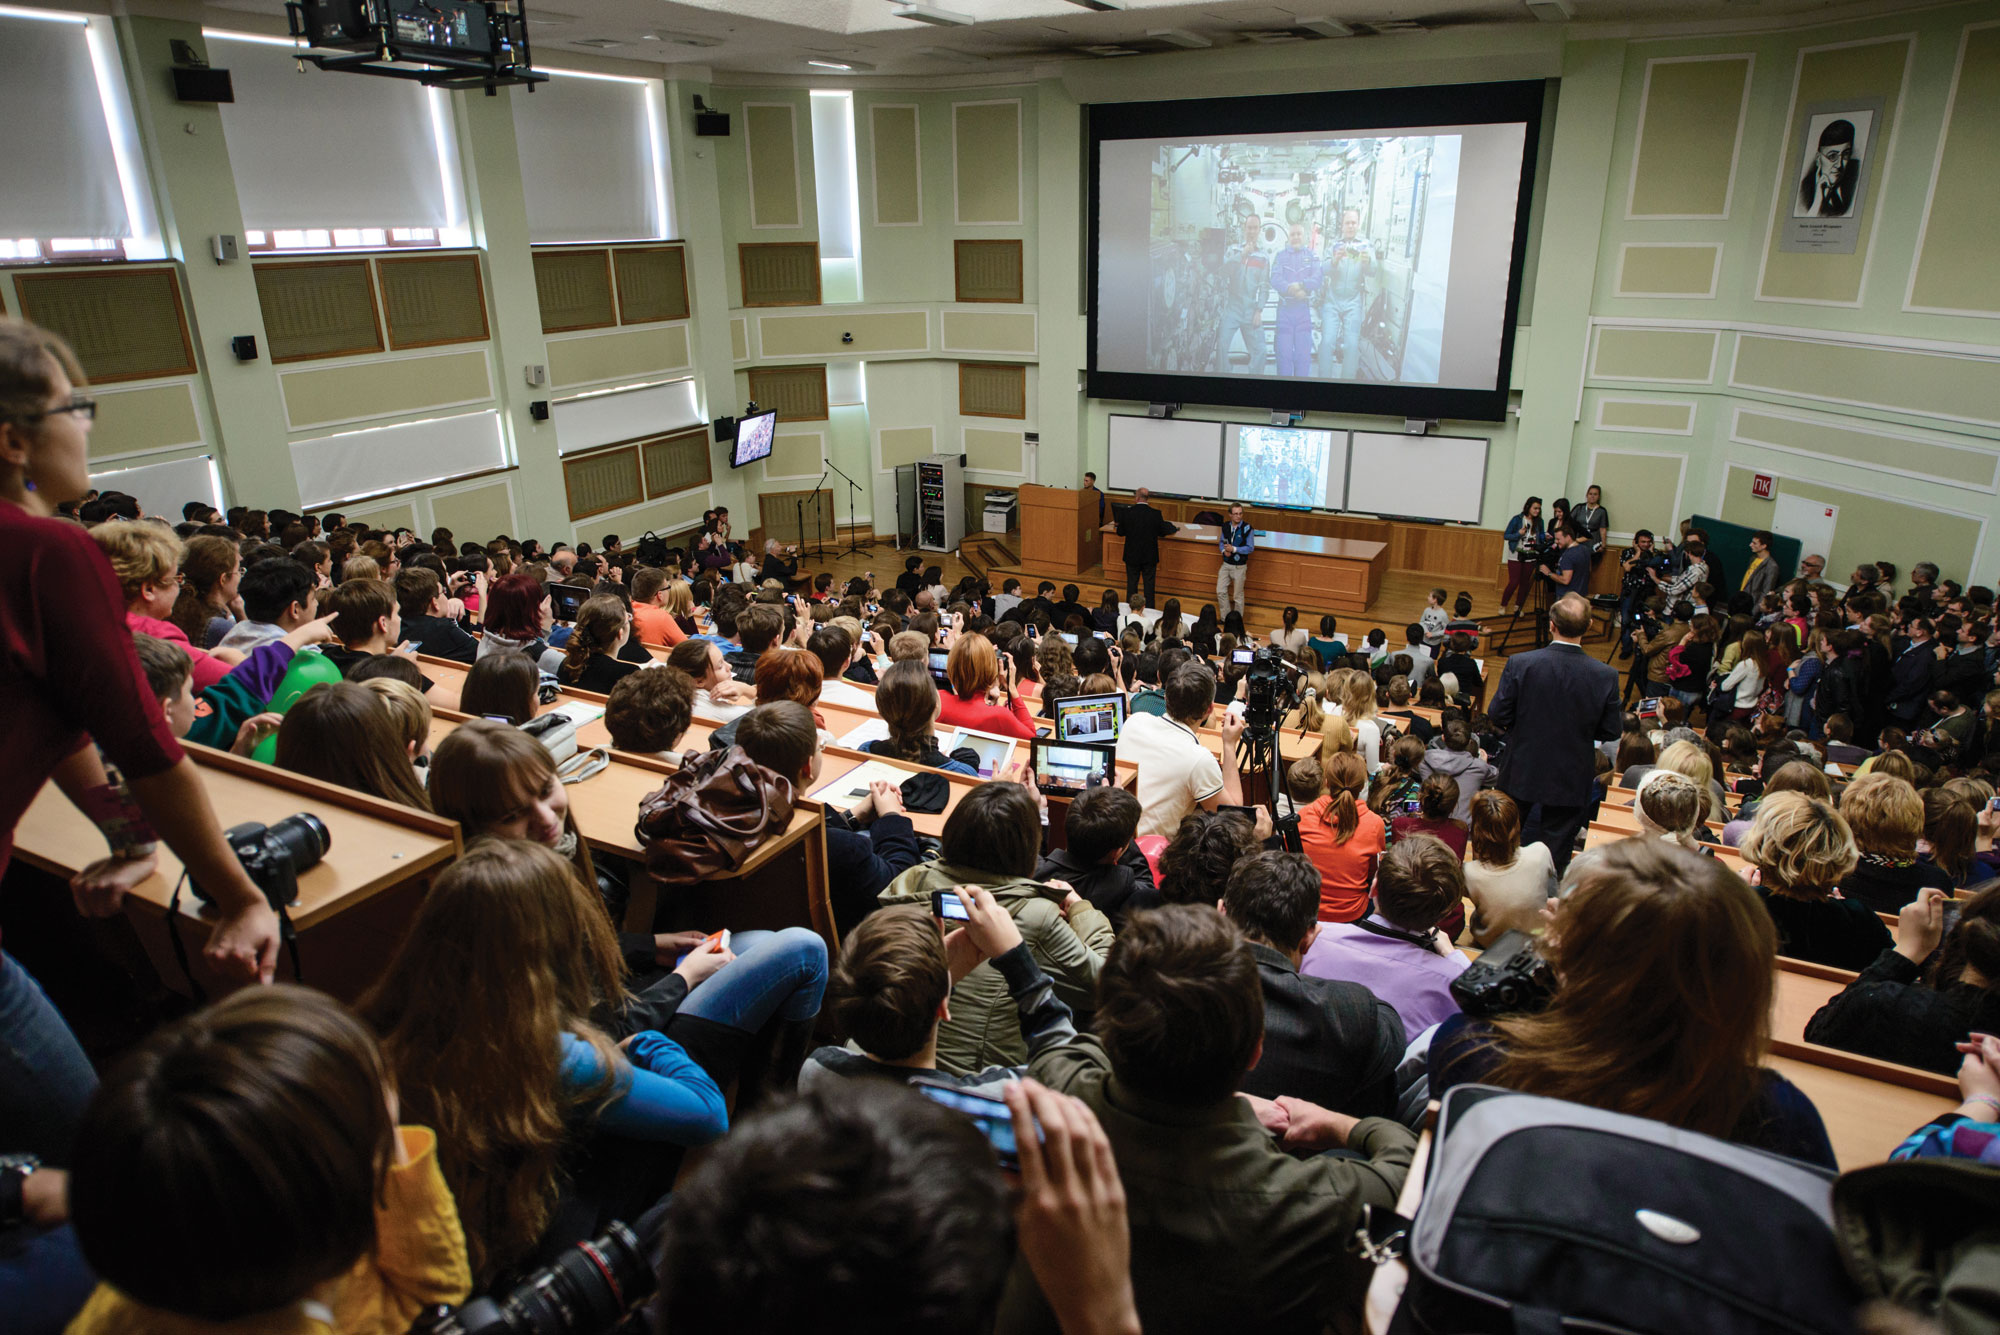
[92,453,221,521]
[1346,433,1489,524]
[1222,424,1349,510]
[553,379,702,457]
[1105,414,1222,498]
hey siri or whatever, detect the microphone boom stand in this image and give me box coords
[823,457,871,557]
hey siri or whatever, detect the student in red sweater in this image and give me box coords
[936,633,1037,740]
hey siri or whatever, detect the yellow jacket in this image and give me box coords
[66,1126,471,1335]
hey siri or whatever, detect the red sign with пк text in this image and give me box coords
[1750,473,1774,500]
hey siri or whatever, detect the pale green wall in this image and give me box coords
[51,0,2000,586]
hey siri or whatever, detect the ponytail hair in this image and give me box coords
[558,595,628,684]
[1324,750,1367,846]
[1282,605,1299,631]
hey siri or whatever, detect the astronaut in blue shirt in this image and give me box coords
[1268,222,1322,379]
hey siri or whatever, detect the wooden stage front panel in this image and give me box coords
[1103,523,1387,613]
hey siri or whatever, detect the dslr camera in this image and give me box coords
[412,1220,655,1335]
[194,815,329,910]
[1448,930,1556,1018]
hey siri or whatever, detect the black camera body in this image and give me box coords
[1243,645,1293,731]
[414,1220,653,1335]
[195,815,330,910]
[1448,929,1556,1018]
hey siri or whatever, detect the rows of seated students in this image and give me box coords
[20,451,2000,1325]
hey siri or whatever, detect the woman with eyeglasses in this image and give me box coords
[0,319,283,1172]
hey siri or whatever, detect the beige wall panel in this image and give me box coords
[1628,56,1753,218]
[597,489,711,539]
[871,103,922,226]
[731,317,750,362]
[1598,399,1695,433]
[430,480,515,543]
[758,311,929,357]
[89,382,202,460]
[767,431,824,478]
[1909,24,2000,315]
[547,327,689,389]
[1732,408,1999,489]
[1615,244,1721,298]
[965,427,1024,474]
[746,103,802,229]
[880,427,935,469]
[344,500,419,533]
[1732,334,2000,426]
[1759,37,1913,305]
[1590,327,1718,382]
[1589,450,1685,540]
[942,310,1038,354]
[281,351,492,430]
[954,101,1021,225]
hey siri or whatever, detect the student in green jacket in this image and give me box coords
[132,618,336,752]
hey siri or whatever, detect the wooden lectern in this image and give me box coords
[1018,485,1102,576]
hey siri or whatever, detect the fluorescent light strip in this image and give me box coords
[537,64,652,84]
[0,5,88,23]
[202,28,297,47]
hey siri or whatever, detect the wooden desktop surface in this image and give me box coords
[1104,522,1387,613]
[1148,522,1389,564]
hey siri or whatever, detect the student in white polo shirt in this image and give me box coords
[1117,661,1250,839]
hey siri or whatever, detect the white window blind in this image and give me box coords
[810,91,858,261]
[512,73,665,243]
[91,455,222,520]
[291,410,507,507]
[0,13,130,239]
[552,380,701,456]
[211,34,455,230]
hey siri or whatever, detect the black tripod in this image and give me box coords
[1238,717,1302,853]
[1495,561,1554,654]
[799,469,830,560]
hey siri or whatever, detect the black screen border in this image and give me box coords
[1086,79,1547,424]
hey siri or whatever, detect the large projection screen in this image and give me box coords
[1105,414,1223,498]
[1345,432,1488,524]
[1088,80,1544,422]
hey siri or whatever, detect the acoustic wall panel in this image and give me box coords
[641,428,713,498]
[748,365,830,422]
[1731,334,2000,427]
[870,103,922,226]
[547,327,689,389]
[953,100,1021,225]
[1907,23,2000,316]
[1626,55,1754,219]
[739,242,821,307]
[1589,327,1720,384]
[745,102,803,229]
[16,268,196,384]
[959,362,1027,419]
[564,446,644,520]
[954,240,1024,303]
[379,254,490,350]
[429,479,516,545]
[1614,244,1722,299]
[613,246,690,324]
[965,427,1024,474]
[253,260,383,363]
[89,382,203,460]
[533,249,617,333]
[757,310,927,357]
[280,350,493,431]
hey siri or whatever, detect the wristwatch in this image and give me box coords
[0,1153,41,1226]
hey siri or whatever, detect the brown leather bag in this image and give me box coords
[635,745,795,883]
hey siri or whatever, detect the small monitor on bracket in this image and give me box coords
[729,410,777,468]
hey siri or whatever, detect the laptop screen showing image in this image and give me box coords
[1033,739,1113,793]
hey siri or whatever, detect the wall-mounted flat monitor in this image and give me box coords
[729,410,777,469]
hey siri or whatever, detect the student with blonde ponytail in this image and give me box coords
[1336,670,1382,772]
[1298,750,1385,922]
[556,594,641,695]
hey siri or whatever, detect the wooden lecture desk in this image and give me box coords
[15,744,462,1002]
[1103,522,1388,613]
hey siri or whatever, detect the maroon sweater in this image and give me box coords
[1,504,183,874]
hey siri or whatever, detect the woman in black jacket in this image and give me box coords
[1803,883,2000,1074]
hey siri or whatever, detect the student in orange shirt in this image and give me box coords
[1298,750,1386,922]
[630,567,689,647]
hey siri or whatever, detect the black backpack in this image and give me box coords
[634,530,668,567]
[1383,1085,1857,1335]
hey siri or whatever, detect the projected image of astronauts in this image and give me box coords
[1235,427,1325,508]
[1145,135,1458,384]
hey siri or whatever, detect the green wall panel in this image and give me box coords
[547,326,689,389]
[90,382,202,460]
[871,103,922,226]
[1589,449,1685,540]
[1616,244,1721,297]
[431,479,515,543]
[1599,398,1695,433]
[942,310,1038,353]
[880,426,935,468]
[954,101,1021,225]
[767,430,824,478]
[746,103,802,229]
[280,351,492,430]
[1590,327,1718,382]
[1628,56,1751,218]
[1732,408,2000,489]
[1719,465,1983,586]
[758,310,929,357]
[1732,334,2000,426]
[1909,23,2000,315]
[965,426,1024,474]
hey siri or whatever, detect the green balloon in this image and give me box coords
[248,649,342,764]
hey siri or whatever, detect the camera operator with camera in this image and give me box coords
[1541,520,1593,597]
[1427,839,1838,1169]
[1616,530,1668,657]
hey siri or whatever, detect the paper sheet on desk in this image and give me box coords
[548,700,606,727]
[837,717,892,749]
[809,759,909,809]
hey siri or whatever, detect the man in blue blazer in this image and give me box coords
[1487,593,1622,873]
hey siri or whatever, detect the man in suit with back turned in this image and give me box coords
[1487,592,1621,874]
[1105,486,1178,608]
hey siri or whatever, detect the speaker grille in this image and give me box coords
[959,362,1027,419]
[379,253,490,349]
[739,242,821,307]
[615,246,690,324]
[253,260,384,363]
[748,364,829,422]
[533,249,617,333]
[954,239,1024,303]
[641,427,713,498]
[15,268,197,384]
[563,446,644,520]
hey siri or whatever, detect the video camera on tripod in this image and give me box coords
[1240,644,1297,732]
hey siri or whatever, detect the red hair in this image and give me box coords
[483,573,547,640]
[753,647,824,708]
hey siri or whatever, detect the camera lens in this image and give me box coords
[489,1222,651,1334]
[267,812,331,875]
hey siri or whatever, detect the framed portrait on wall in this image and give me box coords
[1780,97,1885,255]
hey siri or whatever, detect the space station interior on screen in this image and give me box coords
[1148,134,1458,384]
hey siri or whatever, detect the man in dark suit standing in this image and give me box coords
[1106,486,1177,606]
[1886,617,1938,727]
[1487,592,1622,873]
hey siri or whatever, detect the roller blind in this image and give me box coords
[211,35,453,230]
[512,74,662,243]
[0,15,130,239]
[291,410,507,507]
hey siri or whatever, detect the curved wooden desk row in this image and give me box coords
[15,745,463,1002]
